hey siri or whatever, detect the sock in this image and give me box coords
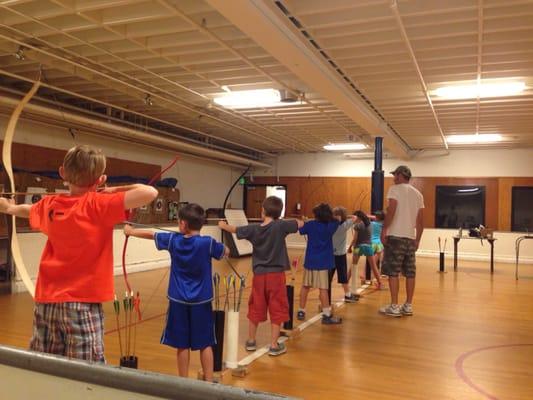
[298,308,305,313]
[322,307,332,317]
[345,292,352,297]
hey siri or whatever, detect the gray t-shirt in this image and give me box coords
[354,222,371,246]
[236,219,298,275]
[332,219,354,256]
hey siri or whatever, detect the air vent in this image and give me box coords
[279,89,298,103]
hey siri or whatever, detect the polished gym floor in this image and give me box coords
[1,252,532,400]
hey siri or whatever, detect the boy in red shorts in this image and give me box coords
[0,145,158,361]
[219,196,302,356]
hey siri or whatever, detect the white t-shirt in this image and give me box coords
[386,183,424,240]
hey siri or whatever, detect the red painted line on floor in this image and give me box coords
[104,288,252,335]
[455,343,533,400]
[104,312,166,335]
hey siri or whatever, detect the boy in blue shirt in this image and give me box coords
[297,203,342,324]
[124,203,227,382]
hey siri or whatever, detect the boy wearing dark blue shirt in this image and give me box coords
[298,203,342,324]
[124,203,227,382]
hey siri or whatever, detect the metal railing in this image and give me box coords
[0,345,299,400]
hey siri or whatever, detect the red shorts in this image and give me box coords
[247,272,289,325]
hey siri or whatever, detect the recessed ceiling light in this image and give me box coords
[323,143,367,151]
[434,81,525,99]
[214,89,295,109]
[446,134,502,144]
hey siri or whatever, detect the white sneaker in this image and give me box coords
[400,303,413,316]
[379,304,402,317]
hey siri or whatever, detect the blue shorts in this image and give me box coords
[161,301,215,350]
[354,244,375,256]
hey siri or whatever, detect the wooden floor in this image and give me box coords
[1,252,533,400]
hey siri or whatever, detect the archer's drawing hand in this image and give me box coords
[218,220,228,230]
[123,224,134,237]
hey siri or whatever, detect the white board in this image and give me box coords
[224,209,252,256]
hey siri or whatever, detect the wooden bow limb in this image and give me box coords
[2,76,41,297]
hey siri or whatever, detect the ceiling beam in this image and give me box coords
[207,0,411,158]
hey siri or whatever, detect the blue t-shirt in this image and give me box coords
[371,221,383,244]
[155,232,225,304]
[299,220,339,270]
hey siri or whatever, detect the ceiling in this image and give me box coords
[0,0,532,162]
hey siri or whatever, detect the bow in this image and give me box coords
[220,165,251,275]
[121,155,179,293]
[1,73,41,297]
[222,164,251,215]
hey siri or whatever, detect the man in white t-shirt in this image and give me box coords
[379,165,424,317]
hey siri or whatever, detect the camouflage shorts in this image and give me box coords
[382,236,417,278]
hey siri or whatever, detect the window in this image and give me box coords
[435,186,486,229]
[511,187,533,232]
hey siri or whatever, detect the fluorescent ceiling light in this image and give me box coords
[446,134,502,144]
[214,89,293,109]
[324,143,367,151]
[434,81,525,99]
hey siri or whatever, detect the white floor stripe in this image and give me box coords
[236,283,372,367]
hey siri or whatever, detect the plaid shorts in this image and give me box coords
[30,302,105,362]
[382,236,417,278]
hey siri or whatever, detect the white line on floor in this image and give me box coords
[236,284,371,367]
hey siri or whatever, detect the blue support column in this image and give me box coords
[367,137,385,281]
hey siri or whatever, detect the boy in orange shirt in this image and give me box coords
[0,145,158,361]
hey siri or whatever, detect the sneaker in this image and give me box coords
[245,340,256,351]
[268,342,287,356]
[321,314,342,324]
[297,310,306,321]
[344,293,360,303]
[400,303,413,316]
[379,304,402,317]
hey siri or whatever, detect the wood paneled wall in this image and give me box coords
[497,177,533,231]
[252,176,533,231]
[252,177,371,218]
[1,141,161,178]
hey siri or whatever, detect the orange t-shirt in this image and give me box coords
[29,191,127,303]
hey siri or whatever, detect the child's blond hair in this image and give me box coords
[62,145,106,187]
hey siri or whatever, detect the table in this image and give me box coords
[453,236,497,273]
[515,235,533,280]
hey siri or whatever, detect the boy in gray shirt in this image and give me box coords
[219,196,302,356]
